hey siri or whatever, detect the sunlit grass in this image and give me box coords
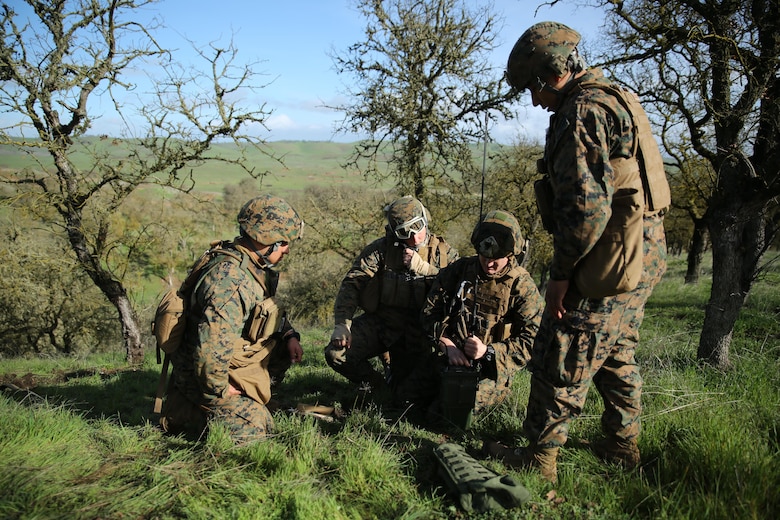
[1,254,779,519]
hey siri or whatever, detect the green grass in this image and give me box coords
[2,258,780,519]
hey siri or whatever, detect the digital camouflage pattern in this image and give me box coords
[238,194,304,245]
[522,67,668,449]
[325,232,459,393]
[506,21,581,91]
[524,216,666,447]
[164,243,295,443]
[407,255,543,414]
[544,69,638,283]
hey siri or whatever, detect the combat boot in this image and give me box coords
[482,441,559,484]
[592,436,641,469]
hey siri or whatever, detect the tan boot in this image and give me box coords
[483,441,559,484]
[592,437,641,469]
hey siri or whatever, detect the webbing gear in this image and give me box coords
[153,244,271,414]
[574,78,672,213]
[433,442,530,513]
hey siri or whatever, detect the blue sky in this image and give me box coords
[9,0,606,144]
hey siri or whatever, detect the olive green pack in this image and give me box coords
[433,442,530,513]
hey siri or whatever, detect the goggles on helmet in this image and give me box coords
[393,215,427,240]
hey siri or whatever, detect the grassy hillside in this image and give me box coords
[0,139,368,196]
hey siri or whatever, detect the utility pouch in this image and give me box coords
[247,297,282,343]
[574,187,644,298]
[358,274,381,314]
[433,442,530,513]
[534,175,555,233]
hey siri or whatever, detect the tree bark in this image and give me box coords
[65,207,145,365]
[698,176,766,369]
[684,217,708,284]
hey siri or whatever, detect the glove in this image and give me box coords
[330,323,351,347]
[409,251,438,276]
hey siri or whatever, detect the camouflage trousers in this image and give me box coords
[163,339,291,444]
[204,394,275,445]
[323,312,426,394]
[524,214,667,448]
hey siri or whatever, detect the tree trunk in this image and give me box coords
[684,217,708,284]
[66,210,145,365]
[698,190,766,370]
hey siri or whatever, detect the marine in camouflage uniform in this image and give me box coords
[485,22,670,482]
[411,210,543,419]
[162,194,304,444]
[324,196,459,401]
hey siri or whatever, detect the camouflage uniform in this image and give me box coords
[415,254,543,413]
[324,197,459,398]
[522,68,668,449]
[163,195,303,444]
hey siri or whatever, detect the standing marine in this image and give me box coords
[485,22,671,483]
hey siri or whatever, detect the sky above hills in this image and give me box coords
[6,0,605,145]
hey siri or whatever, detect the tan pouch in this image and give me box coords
[229,338,277,404]
[247,297,282,343]
[152,288,186,354]
[574,189,643,298]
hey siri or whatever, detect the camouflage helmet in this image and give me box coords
[385,196,430,240]
[237,194,303,245]
[470,210,526,259]
[506,21,581,91]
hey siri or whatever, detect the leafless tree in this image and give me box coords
[0,0,279,364]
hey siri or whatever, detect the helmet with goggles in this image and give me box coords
[385,196,430,240]
[506,21,582,92]
[470,210,527,260]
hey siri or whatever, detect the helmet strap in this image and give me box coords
[258,242,281,268]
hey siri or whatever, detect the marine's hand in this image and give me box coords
[545,279,569,320]
[227,383,242,396]
[401,247,415,268]
[440,337,470,367]
[463,336,487,360]
[330,323,351,348]
[287,337,303,363]
[406,249,437,275]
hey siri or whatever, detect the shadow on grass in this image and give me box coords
[5,367,163,426]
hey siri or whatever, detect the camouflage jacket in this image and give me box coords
[172,242,293,403]
[421,255,543,372]
[540,68,637,282]
[333,232,459,329]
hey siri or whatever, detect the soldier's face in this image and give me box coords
[529,72,570,112]
[402,227,427,248]
[478,254,508,275]
[266,241,290,264]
